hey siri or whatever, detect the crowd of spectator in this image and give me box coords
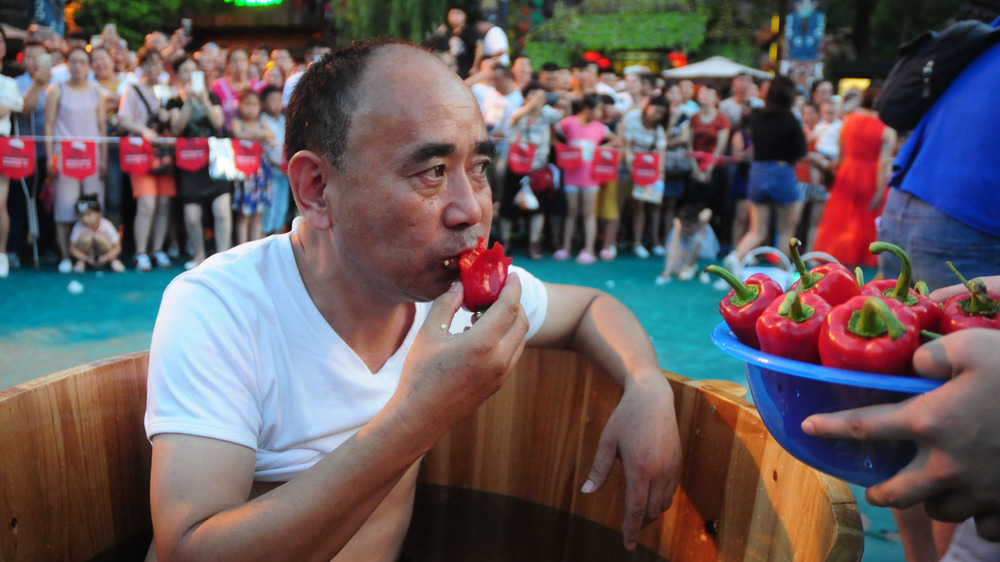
[0,9,880,283]
[0,22,330,277]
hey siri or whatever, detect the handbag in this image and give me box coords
[876,20,1000,132]
[131,85,175,174]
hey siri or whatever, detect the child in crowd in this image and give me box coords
[553,94,615,265]
[69,195,125,273]
[259,85,290,235]
[230,88,274,245]
[656,204,718,285]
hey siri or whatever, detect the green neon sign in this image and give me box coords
[224,0,283,6]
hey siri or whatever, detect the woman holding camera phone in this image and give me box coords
[167,56,232,270]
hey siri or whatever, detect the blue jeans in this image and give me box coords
[878,189,1000,291]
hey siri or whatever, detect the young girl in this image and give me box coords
[656,204,718,285]
[553,94,614,264]
[69,195,125,273]
[230,88,274,245]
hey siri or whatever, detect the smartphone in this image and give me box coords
[181,18,193,37]
[545,92,561,106]
[191,70,205,94]
[37,53,52,71]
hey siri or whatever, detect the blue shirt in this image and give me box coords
[890,17,1000,237]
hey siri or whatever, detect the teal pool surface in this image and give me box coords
[0,252,903,561]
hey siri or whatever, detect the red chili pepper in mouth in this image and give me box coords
[705,265,783,349]
[756,290,832,363]
[459,237,512,315]
[819,296,920,375]
[789,237,860,307]
[938,262,1000,334]
[861,242,942,331]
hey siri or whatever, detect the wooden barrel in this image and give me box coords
[0,349,863,561]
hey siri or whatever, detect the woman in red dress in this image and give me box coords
[813,87,896,267]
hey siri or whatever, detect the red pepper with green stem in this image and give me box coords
[788,238,860,307]
[819,296,920,375]
[459,237,513,316]
[755,290,832,363]
[705,265,783,349]
[938,262,1000,334]
[861,241,942,331]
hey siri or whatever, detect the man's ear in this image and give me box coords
[288,150,336,231]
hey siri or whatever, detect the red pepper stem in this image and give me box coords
[947,262,999,316]
[946,261,972,290]
[854,266,865,288]
[849,297,908,341]
[777,290,815,323]
[788,238,819,288]
[920,330,942,340]
[704,265,759,306]
[915,281,930,296]
[869,242,913,301]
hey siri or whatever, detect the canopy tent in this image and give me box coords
[663,56,772,80]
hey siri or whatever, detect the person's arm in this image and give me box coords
[508,90,543,127]
[43,84,59,174]
[470,39,485,81]
[21,67,52,114]
[150,274,531,560]
[97,239,122,264]
[96,88,108,177]
[528,284,682,551]
[802,275,1000,542]
[870,125,897,211]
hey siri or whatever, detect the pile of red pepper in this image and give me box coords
[707,239,1000,376]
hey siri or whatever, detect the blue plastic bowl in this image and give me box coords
[711,322,944,487]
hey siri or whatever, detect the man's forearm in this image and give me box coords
[154,412,433,562]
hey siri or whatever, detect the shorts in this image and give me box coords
[797,181,829,203]
[53,173,104,223]
[747,161,799,205]
[130,173,177,199]
[563,184,599,194]
[597,179,619,220]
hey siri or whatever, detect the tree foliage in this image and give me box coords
[334,0,469,44]
[824,0,964,61]
[68,0,215,48]
[523,2,708,67]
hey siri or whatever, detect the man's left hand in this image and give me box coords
[582,373,681,551]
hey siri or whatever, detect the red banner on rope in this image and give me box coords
[591,148,620,184]
[507,142,536,175]
[119,137,153,175]
[175,137,210,172]
[631,151,661,186]
[0,137,37,180]
[554,143,583,171]
[60,140,97,179]
[233,140,261,177]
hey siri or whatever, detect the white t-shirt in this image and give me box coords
[70,216,120,245]
[145,221,549,482]
[620,108,667,155]
[482,26,510,67]
[812,119,842,159]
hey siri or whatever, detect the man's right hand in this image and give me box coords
[391,272,529,440]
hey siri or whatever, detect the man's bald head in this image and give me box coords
[285,39,459,171]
